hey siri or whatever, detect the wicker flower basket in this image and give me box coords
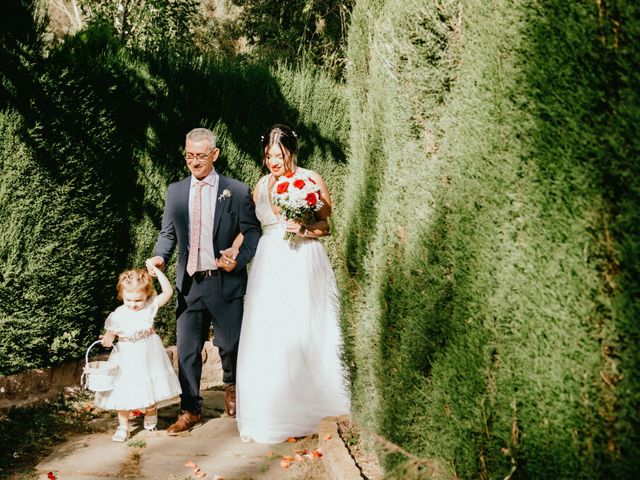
[82,340,118,392]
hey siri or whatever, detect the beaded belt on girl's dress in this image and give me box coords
[118,327,155,343]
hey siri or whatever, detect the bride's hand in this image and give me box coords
[285,220,307,237]
[216,254,237,272]
[219,246,239,260]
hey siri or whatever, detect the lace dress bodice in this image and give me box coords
[255,175,280,228]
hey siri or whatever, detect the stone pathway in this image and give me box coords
[36,389,330,480]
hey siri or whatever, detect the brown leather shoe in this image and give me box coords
[166,410,202,435]
[225,384,236,418]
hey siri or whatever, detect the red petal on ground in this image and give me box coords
[286,437,297,443]
[47,473,57,480]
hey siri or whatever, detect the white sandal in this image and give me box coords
[111,425,129,443]
[144,414,158,431]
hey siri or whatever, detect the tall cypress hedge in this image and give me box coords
[0,3,348,375]
[339,0,639,478]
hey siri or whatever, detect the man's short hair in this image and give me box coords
[186,128,217,149]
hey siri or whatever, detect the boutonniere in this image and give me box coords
[218,189,231,201]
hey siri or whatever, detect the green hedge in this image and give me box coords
[0,12,348,374]
[339,0,639,478]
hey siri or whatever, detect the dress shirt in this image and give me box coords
[189,170,219,271]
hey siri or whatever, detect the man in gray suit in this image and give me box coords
[146,128,260,434]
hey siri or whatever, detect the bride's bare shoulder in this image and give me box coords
[252,175,269,201]
[298,167,322,181]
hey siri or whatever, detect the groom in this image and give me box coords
[146,127,260,434]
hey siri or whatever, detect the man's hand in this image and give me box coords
[146,256,165,276]
[216,251,237,272]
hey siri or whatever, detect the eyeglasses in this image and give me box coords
[185,148,215,161]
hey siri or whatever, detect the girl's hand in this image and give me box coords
[145,257,164,276]
[100,331,116,348]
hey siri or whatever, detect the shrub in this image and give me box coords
[339,0,640,478]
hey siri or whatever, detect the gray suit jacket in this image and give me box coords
[154,174,261,300]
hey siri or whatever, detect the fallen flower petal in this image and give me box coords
[286,437,297,443]
[323,433,332,441]
[185,460,197,468]
[311,448,323,459]
[280,459,292,469]
[47,472,57,480]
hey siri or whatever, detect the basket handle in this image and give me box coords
[85,340,103,367]
[84,339,119,366]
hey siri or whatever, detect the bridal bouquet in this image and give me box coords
[272,170,324,245]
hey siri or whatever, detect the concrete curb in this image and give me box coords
[0,341,222,413]
[319,415,364,480]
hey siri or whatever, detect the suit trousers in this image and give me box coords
[175,274,243,413]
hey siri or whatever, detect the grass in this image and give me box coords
[0,390,107,479]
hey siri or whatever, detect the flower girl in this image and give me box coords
[94,262,181,442]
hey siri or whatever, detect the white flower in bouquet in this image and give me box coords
[271,170,324,244]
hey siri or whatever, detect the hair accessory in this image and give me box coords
[291,130,297,138]
[260,135,265,142]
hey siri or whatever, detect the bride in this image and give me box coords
[234,124,350,444]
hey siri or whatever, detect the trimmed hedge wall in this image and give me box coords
[338,0,639,478]
[0,10,348,375]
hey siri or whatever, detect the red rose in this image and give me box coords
[284,171,295,178]
[293,179,306,189]
[306,192,318,206]
[276,182,289,194]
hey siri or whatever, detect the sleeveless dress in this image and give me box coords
[94,296,181,411]
[236,174,351,444]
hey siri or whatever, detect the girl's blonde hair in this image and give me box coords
[116,268,155,301]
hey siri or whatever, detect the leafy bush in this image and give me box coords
[0,5,348,374]
[339,0,640,478]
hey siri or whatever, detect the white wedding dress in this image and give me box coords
[236,175,351,444]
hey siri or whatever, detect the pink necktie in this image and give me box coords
[186,181,206,276]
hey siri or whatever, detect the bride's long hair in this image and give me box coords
[261,124,298,173]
